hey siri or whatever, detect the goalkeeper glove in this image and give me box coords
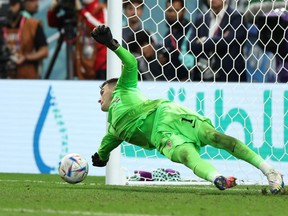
[91,152,109,167]
[90,25,119,51]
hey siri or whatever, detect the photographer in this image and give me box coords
[2,0,48,79]
[47,0,107,80]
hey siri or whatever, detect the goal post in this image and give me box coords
[105,0,288,186]
[105,0,125,185]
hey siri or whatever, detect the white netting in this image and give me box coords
[116,0,288,185]
[122,0,288,83]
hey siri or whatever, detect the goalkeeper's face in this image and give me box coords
[98,83,114,112]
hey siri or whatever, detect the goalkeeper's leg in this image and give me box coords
[198,122,264,167]
[198,121,284,194]
[170,143,236,190]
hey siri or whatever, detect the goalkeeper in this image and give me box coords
[90,25,284,194]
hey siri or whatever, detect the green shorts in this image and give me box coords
[150,102,214,160]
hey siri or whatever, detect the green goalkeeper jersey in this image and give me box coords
[98,45,167,160]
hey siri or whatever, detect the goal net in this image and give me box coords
[106,0,288,186]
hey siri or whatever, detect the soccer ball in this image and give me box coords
[58,153,89,184]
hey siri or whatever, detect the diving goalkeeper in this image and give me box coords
[90,25,284,194]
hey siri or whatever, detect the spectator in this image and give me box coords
[4,0,48,79]
[161,0,194,81]
[47,0,107,80]
[76,0,107,80]
[128,30,165,81]
[22,0,39,18]
[190,0,247,82]
[122,0,155,49]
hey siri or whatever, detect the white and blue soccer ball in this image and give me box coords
[58,153,89,184]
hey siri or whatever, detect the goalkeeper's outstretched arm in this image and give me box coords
[90,25,139,167]
[91,25,138,88]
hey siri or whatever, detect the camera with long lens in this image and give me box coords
[58,0,75,10]
[56,0,77,40]
[45,0,78,79]
[0,44,16,78]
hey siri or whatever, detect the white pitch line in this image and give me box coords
[0,208,169,216]
[0,179,100,185]
[0,179,75,185]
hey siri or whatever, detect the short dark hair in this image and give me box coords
[9,0,22,4]
[166,0,184,7]
[123,0,144,9]
[100,78,119,89]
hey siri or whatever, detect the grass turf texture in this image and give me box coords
[0,173,287,216]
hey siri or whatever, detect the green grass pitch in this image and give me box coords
[0,173,287,216]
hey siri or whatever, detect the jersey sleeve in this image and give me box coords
[35,23,48,50]
[114,46,138,88]
[98,133,122,161]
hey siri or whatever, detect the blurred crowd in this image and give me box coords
[0,0,287,82]
[0,0,48,79]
